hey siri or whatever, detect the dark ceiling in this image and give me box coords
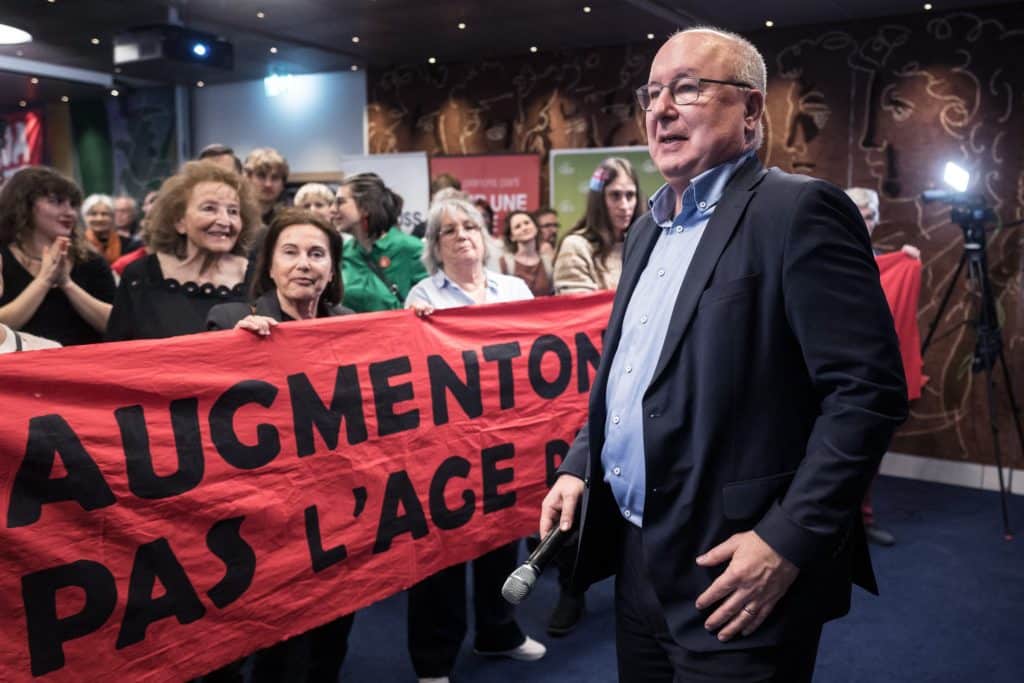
[0,0,1017,112]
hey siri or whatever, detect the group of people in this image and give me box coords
[0,24,917,683]
[0,132,648,682]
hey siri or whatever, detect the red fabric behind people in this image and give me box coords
[875,252,926,400]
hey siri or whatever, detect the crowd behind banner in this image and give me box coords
[0,143,921,681]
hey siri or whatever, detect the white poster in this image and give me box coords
[338,152,429,234]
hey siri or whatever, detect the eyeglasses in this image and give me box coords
[635,76,753,111]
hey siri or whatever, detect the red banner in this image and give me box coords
[1,110,44,178]
[0,292,612,682]
[429,154,541,233]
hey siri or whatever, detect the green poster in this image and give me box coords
[548,146,664,237]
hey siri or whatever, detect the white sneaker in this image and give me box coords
[474,635,547,661]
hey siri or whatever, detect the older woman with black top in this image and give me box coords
[106,161,259,341]
[0,167,115,346]
[207,207,353,683]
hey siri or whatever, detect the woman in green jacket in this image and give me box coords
[332,172,427,312]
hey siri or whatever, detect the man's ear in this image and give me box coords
[745,89,766,131]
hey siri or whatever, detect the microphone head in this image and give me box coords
[501,565,538,605]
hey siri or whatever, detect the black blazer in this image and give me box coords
[206,290,353,330]
[561,157,908,651]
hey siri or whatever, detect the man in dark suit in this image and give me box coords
[539,27,908,682]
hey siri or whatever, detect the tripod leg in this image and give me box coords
[982,356,1014,538]
[922,251,967,355]
[996,349,1024,537]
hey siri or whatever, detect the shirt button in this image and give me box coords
[698,200,707,209]
[613,466,622,476]
[625,365,632,374]
[623,509,631,518]
[612,415,621,424]
[649,412,659,419]
[675,225,684,233]
[658,268,665,277]
[640,315,648,324]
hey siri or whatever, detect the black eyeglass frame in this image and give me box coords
[635,76,754,111]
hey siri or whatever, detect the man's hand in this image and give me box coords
[694,531,799,642]
[539,475,585,537]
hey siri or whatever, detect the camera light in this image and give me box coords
[943,162,970,193]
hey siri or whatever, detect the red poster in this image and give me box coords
[429,154,541,235]
[1,110,44,178]
[0,292,612,682]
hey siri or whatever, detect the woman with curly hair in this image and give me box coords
[553,157,646,293]
[106,161,260,340]
[0,166,116,346]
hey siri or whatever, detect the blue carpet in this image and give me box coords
[341,476,1024,682]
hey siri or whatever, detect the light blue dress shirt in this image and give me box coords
[601,151,754,527]
[405,269,534,309]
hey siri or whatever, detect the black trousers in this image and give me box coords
[406,541,525,677]
[616,523,821,683]
[250,613,355,683]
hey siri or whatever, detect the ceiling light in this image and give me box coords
[428,57,436,64]
[196,80,205,88]
[529,46,538,53]
[352,36,360,43]
[110,89,119,97]
[19,100,27,107]
[647,33,655,40]
[257,11,265,19]
[765,20,774,28]
[923,3,933,9]
[269,46,278,54]
[458,22,466,30]
[192,42,209,57]
[48,0,56,3]
[61,95,69,103]
[90,37,101,45]
[0,24,33,44]
[583,6,592,12]
[30,77,39,84]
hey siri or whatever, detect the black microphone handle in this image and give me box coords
[524,525,571,573]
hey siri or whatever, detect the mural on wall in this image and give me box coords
[367,6,1024,467]
[106,87,176,200]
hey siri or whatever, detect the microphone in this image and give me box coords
[502,525,574,605]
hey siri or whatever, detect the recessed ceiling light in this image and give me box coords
[61,95,69,102]
[428,57,436,64]
[269,46,278,54]
[647,33,655,40]
[584,6,592,13]
[19,100,27,107]
[765,20,774,28]
[350,65,359,71]
[0,24,33,45]
[923,2,933,9]
[352,36,360,43]
[48,0,56,4]
[196,80,205,88]
[90,37,100,45]
[110,89,119,97]
[458,22,466,30]
[257,11,265,19]
[529,46,538,53]
[30,77,39,84]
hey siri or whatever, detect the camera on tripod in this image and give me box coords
[918,161,1021,538]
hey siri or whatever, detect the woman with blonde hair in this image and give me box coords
[106,161,260,340]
